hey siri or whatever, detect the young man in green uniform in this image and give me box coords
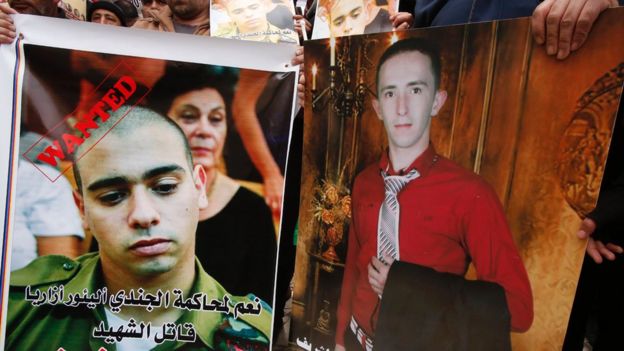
[5,106,272,350]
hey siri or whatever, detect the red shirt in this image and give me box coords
[335,145,533,346]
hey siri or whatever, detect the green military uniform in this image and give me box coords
[213,21,298,44]
[5,253,271,351]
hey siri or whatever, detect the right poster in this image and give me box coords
[292,8,624,351]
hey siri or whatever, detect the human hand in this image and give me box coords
[0,4,17,44]
[390,12,413,31]
[577,217,623,263]
[368,255,394,296]
[531,0,618,60]
[292,46,305,107]
[263,171,284,218]
[293,14,311,38]
[334,345,346,351]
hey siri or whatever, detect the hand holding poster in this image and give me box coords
[0,15,299,350]
[293,8,624,351]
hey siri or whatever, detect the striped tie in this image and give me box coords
[377,169,420,261]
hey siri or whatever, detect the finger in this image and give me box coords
[0,11,15,24]
[596,240,616,261]
[0,26,16,39]
[586,238,603,264]
[577,218,596,239]
[382,254,395,265]
[556,0,586,59]
[368,262,381,282]
[545,0,571,56]
[370,257,382,272]
[606,243,624,254]
[0,5,18,15]
[570,1,608,52]
[531,0,556,45]
[396,22,409,30]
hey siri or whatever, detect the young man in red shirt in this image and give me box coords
[334,38,533,351]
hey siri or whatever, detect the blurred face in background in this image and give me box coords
[167,0,209,20]
[142,0,168,16]
[91,9,123,26]
[9,0,59,16]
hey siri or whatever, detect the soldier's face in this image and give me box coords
[224,0,268,33]
[329,0,367,37]
[75,124,207,277]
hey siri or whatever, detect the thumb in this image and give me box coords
[577,218,597,239]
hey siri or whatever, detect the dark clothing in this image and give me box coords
[375,262,511,351]
[412,0,538,27]
[272,110,303,342]
[564,94,624,351]
[364,8,392,34]
[411,0,624,27]
[195,187,277,305]
[226,72,296,181]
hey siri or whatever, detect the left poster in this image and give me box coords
[0,14,299,350]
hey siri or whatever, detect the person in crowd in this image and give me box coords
[6,106,272,350]
[88,0,140,27]
[334,37,533,350]
[132,0,210,34]
[11,135,84,271]
[149,65,278,305]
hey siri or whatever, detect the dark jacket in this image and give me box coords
[375,261,511,351]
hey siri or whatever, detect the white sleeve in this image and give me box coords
[22,162,85,239]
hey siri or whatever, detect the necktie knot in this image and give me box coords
[382,169,420,196]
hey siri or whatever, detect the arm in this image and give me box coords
[232,70,284,216]
[462,181,534,332]
[531,0,620,60]
[27,167,85,258]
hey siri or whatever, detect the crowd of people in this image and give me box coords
[0,0,622,350]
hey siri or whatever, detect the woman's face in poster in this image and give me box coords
[167,88,227,171]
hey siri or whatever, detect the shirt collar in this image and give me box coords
[379,144,438,177]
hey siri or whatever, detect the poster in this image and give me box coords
[292,9,624,351]
[59,0,86,21]
[311,0,400,39]
[211,0,299,44]
[0,15,298,349]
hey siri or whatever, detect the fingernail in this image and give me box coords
[535,36,544,44]
[557,50,567,60]
[547,45,556,55]
[571,41,579,51]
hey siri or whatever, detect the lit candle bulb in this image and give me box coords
[330,36,336,66]
[311,64,318,91]
[390,31,399,45]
